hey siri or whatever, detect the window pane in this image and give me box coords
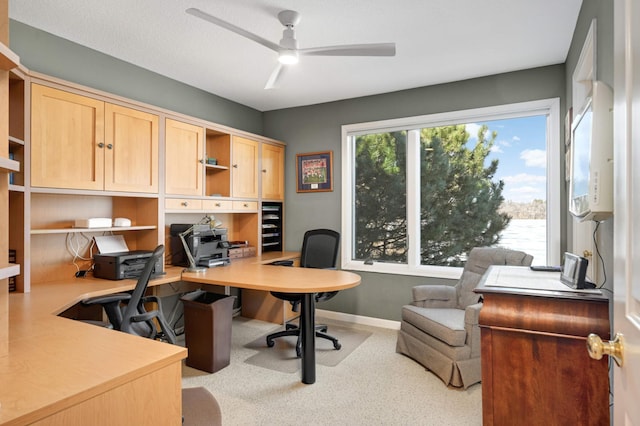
[485,116,548,264]
[419,117,548,267]
[354,131,407,263]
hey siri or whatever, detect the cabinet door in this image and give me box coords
[231,136,259,199]
[104,103,159,193]
[165,119,204,196]
[31,84,105,190]
[261,143,284,200]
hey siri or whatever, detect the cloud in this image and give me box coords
[502,184,546,203]
[465,123,482,140]
[512,136,521,142]
[498,139,511,148]
[490,145,503,153]
[520,149,546,168]
[503,173,546,184]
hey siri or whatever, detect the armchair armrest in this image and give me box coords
[81,292,131,306]
[411,285,457,308]
[464,302,483,325]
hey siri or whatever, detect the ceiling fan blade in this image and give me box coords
[300,43,396,57]
[186,8,280,53]
[264,63,286,90]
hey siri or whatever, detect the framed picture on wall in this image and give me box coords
[296,151,333,193]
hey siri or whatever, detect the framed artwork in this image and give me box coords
[296,151,333,193]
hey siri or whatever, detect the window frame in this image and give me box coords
[341,98,561,279]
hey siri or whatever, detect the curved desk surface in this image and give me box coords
[2,252,361,424]
[182,252,362,384]
[3,268,187,426]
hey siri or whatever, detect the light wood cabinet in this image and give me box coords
[261,143,285,200]
[232,136,259,199]
[104,103,158,193]
[31,84,159,193]
[165,118,204,196]
[31,84,105,191]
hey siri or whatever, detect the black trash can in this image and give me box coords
[180,290,235,373]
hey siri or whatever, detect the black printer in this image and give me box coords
[93,250,163,280]
[170,224,230,267]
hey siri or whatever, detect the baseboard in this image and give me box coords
[315,309,401,330]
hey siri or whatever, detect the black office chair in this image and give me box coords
[266,229,342,357]
[81,245,176,344]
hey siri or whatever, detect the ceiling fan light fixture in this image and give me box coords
[278,49,299,65]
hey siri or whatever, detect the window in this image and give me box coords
[342,99,560,278]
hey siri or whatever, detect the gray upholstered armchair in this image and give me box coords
[396,247,533,389]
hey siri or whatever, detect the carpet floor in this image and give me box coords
[181,316,482,425]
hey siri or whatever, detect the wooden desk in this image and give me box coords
[475,266,610,425]
[182,252,362,384]
[2,267,187,426]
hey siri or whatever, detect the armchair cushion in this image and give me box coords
[401,305,466,347]
[411,285,457,308]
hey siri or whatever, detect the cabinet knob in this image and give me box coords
[587,333,624,367]
[262,169,267,173]
[181,201,188,207]
[233,164,238,168]
[215,203,221,207]
[98,142,104,148]
[200,159,205,164]
[107,144,113,149]
[243,203,249,207]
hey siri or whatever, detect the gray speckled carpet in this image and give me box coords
[181,316,482,425]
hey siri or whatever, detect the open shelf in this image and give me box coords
[0,41,19,71]
[0,156,20,172]
[0,263,20,280]
[261,202,283,252]
[31,225,157,235]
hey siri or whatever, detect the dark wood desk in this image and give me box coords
[475,266,610,425]
[182,252,362,384]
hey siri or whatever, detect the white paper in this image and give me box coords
[94,235,129,253]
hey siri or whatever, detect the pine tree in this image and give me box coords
[354,125,510,267]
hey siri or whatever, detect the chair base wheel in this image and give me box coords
[266,339,275,348]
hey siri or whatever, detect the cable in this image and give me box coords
[66,233,96,273]
[592,220,607,289]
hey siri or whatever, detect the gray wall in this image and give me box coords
[9,21,263,135]
[263,66,566,320]
[563,0,614,294]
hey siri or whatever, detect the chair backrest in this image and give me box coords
[455,247,533,308]
[299,229,340,269]
[120,245,164,335]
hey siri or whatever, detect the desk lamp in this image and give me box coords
[179,215,222,273]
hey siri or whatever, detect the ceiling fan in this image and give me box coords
[186,8,396,89]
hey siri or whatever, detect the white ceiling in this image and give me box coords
[9,0,582,112]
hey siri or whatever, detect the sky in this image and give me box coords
[466,115,547,203]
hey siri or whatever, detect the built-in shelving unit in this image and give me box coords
[261,202,283,252]
[2,36,21,354]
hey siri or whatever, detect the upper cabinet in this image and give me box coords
[104,103,158,193]
[231,136,259,199]
[31,84,159,193]
[261,143,284,200]
[165,118,204,196]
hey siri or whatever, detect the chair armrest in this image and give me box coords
[464,302,483,325]
[81,293,131,306]
[411,285,457,308]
